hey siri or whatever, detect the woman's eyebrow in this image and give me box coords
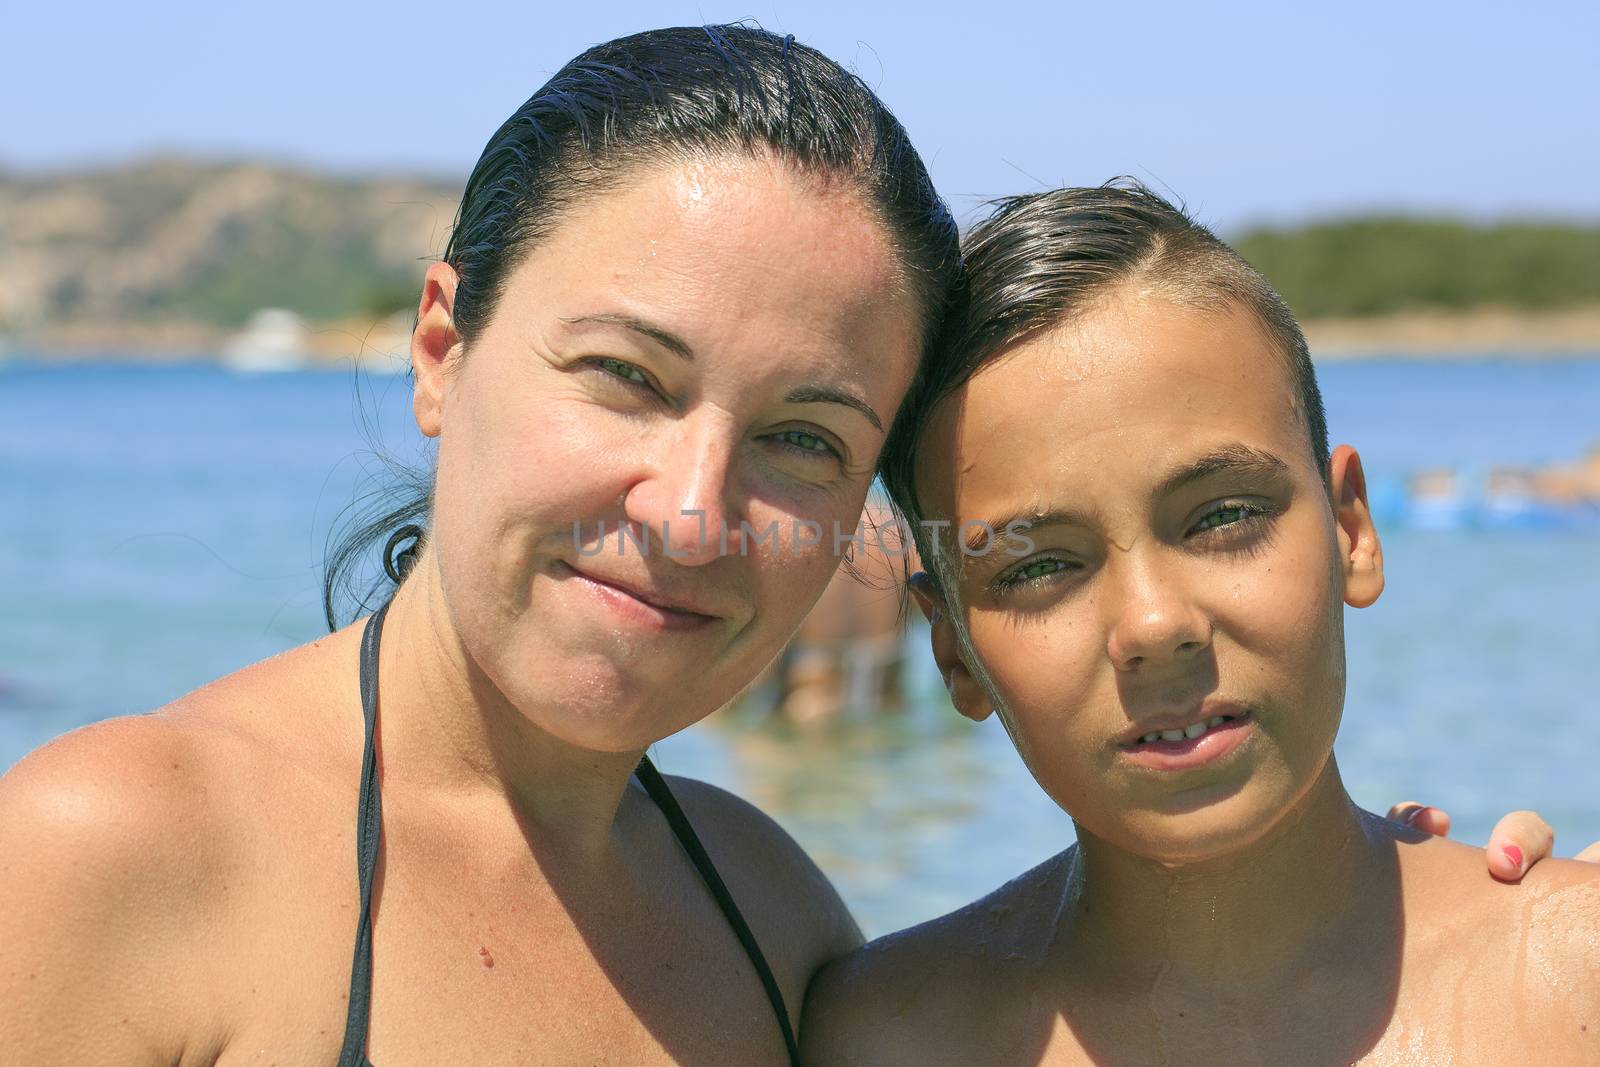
[1155,444,1290,498]
[559,313,695,361]
[557,317,881,432]
[783,385,883,432]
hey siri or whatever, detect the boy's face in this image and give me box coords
[914,290,1384,864]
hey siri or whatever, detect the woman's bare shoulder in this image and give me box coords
[0,630,364,1060]
[651,774,861,1013]
[800,851,1073,1066]
[0,628,360,921]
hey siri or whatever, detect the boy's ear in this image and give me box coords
[908,573,994,723]
[412,261,462,439]
[1328,445,1384,608]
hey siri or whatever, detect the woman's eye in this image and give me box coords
[774,429,839,459]
[592,358,650,386]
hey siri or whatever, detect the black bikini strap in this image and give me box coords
[337,604,796,1066]
[337,601,389,1067]
[635,755,801,1066]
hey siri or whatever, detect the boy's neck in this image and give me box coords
[1057,759,1400,991]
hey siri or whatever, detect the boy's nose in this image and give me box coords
[1105,561,1213,671]
[622,418,744,566]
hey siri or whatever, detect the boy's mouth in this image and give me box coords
[1129,712,1248,747]
[1116,707,1256,771]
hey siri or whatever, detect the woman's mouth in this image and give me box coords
[555,561,721,634]
[1117,710,1255,771]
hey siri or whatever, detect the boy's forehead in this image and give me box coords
[917,295,1308,513]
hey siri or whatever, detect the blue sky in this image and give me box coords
[8,0,1597,228]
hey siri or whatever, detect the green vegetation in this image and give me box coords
[6,161,1597,340]
[1233,219,1600,318]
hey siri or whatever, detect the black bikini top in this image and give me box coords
[336,600,800,1066]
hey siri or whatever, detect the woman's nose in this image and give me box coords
[622,419,745,566]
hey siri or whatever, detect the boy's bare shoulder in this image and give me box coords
[801,850,1074,1066]
[1397,832,1600,1021]
[1517,858,1600,1006]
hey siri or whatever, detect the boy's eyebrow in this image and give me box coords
[1155,444,1291,498]
[965,504,1096,552]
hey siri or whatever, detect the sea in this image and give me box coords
[3,355,1597,936]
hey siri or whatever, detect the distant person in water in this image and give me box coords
[1528,442,1600,504]
[759,497,917,723]
[805,183,1600,1064]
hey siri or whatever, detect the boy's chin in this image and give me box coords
[1095,781,1297,868]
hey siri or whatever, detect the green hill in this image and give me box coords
[3,159,1597,345]
[0,158,460,335]
[1234,218,1600,318]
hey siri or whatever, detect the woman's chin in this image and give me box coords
[497,662,725,753]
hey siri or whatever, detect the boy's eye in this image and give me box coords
[1186,499,1277,545]
[994,555,1076,593]
[1193,503,1256,532]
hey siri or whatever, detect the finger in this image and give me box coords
[1386,802,1450,836]
[1485,810,1554,882]
[1574,841,1600,864]
[1386,801,1424,824]
[1409,806,1451,837]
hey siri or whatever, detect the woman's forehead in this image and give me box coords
[507,159,908,322]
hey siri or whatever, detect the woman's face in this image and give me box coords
[416,154,922,751]
[915,290,1382,864]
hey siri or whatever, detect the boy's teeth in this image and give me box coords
[1138,715,1244,746]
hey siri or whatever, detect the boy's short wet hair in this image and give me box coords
[880,179,1331,570]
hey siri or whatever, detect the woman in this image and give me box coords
[0,26,1573,1066]
[0,26,956,1064]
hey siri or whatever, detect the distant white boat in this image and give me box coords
[222,309,311,372]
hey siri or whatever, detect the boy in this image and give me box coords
[803,183,1599,1064]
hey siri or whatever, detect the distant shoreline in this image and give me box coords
[1301,305,1600,358]
[7,305,1600,364]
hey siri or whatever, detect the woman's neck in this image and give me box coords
[1057,760,1399,991]
[369,564,646,861]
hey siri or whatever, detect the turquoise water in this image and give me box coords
[3,356,1598,936]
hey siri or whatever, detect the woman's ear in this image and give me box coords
[412,262,462,439]
[1328,445,1385,608]
[908,573,994,723]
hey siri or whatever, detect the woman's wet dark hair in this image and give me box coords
[879,179,1330,589]
[324,24,960,628]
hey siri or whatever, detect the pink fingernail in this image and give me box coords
[1502,844,1524,871]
